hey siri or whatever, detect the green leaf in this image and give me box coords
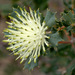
[0,4,12,16]
[45,9,56,27]
[73,9,75,14]
[49,32,63,46]
[67,25,73,32]
[24,58,38,70]
[62,11,75,24]
[11,7,43,23]
[62,11,75,32]
[63,0,68,6]
[63,0,72,9]
[11,7,22,20]
[33,0,48,10]
[66,62,75,75]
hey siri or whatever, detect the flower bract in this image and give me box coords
[3,7,49,64]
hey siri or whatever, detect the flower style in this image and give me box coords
[3,7,49,64]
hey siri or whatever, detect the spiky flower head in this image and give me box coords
[3,7,49,64]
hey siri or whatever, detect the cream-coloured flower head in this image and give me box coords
[3,7,49,64]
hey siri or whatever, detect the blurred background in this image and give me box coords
[0,0,74,75]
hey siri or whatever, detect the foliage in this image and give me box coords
[0,0,48,17]
[63,0,72,10]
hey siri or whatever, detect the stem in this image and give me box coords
[63,30,71,40]
[59,41,71,44]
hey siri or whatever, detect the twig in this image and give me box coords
[59,41,71,44]
[63,30,71,41]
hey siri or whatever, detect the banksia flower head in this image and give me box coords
[3,7,49,64]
